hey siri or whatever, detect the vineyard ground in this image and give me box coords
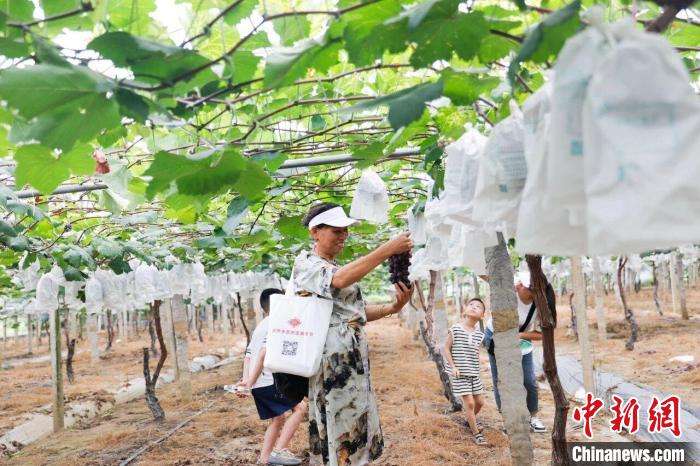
[0,286,698,465]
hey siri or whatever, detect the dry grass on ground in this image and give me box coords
[5,318,624,466]
[2,286,698,465]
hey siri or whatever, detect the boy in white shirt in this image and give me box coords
[235,288,307,465]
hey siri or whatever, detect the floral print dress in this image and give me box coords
[292,250,384,466]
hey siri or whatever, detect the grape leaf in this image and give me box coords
[263,37,342,88]
[272,16,311,46]
[0,64,120,150]
[88,32,217,88]
[441,70,500,106]
[0,37,29,58]
[344,81,444,130]
[508,0,581,85]
[14,144,95,195]
[409,6,490,68]
[144,150,248,198]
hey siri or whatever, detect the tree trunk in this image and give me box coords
[26,314,33,355]
[66,338,76,384]
[105,310,114,351]
[50,304,65,432]
[652,263,663,316]
[160,299,178,378]
[222,302,230,358]
[568,293,578,340]
[88,314,99,365]
[195,306,204,343]
[119,309,127,343]
[592,257,608,339]
[571,257,594,394]
[414,275,462,412]
[148,304,159,357]
[472,272,480,299]
[237,292,251,348]
[675,252,688,320]
[143,300,167,421]
[246,296,257,335]
[526,255,570,466]
[171,295,192,401]
[487,234,534,466]
[618,257,639,351]
[206,303,214,338]
[419,322,463,411]
[669,254,680,314]
[432,271,449,346]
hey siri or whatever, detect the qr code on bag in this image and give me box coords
[282,341,298,356]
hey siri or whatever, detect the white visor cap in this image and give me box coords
[308,206,360,229]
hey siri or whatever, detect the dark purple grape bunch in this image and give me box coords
[388,252,412,289]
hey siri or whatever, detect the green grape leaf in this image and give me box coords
[64,246,94,268]
[115,88,152,123]
[409,8,490,67]
[352,141,385,169]
[263,37,342,88]
[233,160,273,199]
[508,0,581,85]
[88,32,217,88]
[0,64,120,150]
[6,235,30,251]
[0,37,29,58]
[14,144,95,195]
[344,81,444,130]
[251,152,287,172]
[194,236,227,249]
[98,0,156,36]
[341,0,405,66]
[6,200,45,221]
[310,115,327,132]
[63,266,85,281]
[93,238,124,259]
[223,196,249,234]
[275,215,306,239]
[108,256,131,274]
[144,150,248,198]
[223,0,257,25]
[441,70,500,106]
[478,34,519,62]
[0,219,17,237]
[272,16,311,46]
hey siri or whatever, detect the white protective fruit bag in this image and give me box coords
[408,206,427,246]
[472,100,526,237]
[350,170,389,224]
[582,19,700,255]
[545,6,610,224]
[443,126,488,227]
[263,272,333,377]
[516,79,588,255]
[447,225,487,275]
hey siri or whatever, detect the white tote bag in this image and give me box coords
[263,272,333,377]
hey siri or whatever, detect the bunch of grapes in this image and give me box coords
[388,253,412,289]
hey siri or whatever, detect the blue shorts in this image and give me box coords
[252,385,296,420]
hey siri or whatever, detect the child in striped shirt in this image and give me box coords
[444,298,488,445]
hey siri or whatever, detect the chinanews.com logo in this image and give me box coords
[569,392,693,465]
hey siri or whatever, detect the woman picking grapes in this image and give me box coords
[291,202,413,466]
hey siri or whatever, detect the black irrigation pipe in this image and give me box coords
[12,148,422,199]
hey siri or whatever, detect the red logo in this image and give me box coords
[288,318,302,328]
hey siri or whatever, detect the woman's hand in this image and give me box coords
[451,367,460,378]
[391,282,413,314]
[381,232,413,257]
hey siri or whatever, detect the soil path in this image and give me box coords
[4,318,624,465]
